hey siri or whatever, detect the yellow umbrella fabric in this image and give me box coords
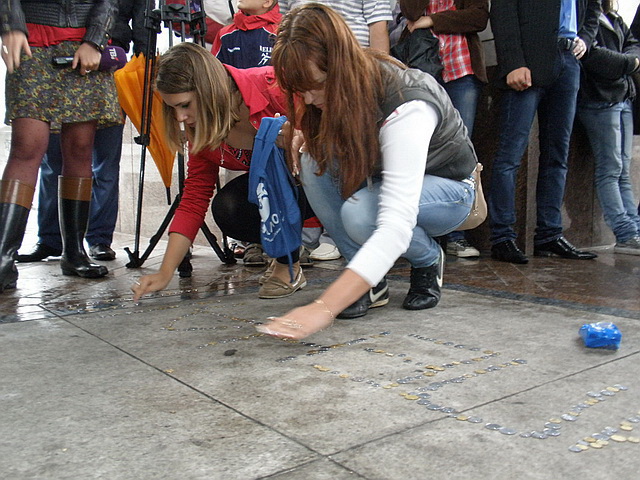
[114,53,177,188]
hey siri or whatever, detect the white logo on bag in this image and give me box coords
[256,182,280,239]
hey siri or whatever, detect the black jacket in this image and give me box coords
[1,0,118,51]
[579,12,640,104]
[491,0,602,88]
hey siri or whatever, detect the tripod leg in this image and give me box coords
[126,194,181,268]
[177,248,193,278]
[200,223,236,264]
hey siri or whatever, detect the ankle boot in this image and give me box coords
[0,180,34,293]
[58,177,108,278]
[402,251,444,310]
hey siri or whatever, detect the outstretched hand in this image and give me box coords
[256,301,335,340]
[131,272,172,301]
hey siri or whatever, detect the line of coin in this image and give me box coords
[97,298,221,319]
[192,316,282,348]
[310,357,526,413]
[407,333,485,353]
[363,346,502,376]
[164,311,257,332]
[74,289,213,316]
[452,384,629,440]
[569,410,640,452]
[275,332,392,362]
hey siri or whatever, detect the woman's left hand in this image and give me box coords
[73,42,101,75]
[256,301,334,340]
[274,113,305,175]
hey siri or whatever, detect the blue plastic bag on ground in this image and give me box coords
[579,322,621,350]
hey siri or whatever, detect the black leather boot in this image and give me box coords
[0,180,34,293]
[402,252,444,310]
[58,177,108,278]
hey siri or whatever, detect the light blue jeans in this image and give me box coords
[578,99,640,242]
[300,154,474,269]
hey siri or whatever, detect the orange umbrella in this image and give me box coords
[114,53,176,188]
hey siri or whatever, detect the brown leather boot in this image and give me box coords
[58,177,108,278]
[0,180,34,292]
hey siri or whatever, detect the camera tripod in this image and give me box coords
[125,0,236,274]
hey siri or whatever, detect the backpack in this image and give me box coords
[248,116,301,280]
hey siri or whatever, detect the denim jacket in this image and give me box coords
[1,0,118,51]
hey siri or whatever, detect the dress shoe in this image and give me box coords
[337,278,389,319]
[491,239,529,264]
[534,236,597,260]
[402,248,444,310]
[16,242,62,263]
[89,244,116,261]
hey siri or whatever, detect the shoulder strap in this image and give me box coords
[379,86,433,124]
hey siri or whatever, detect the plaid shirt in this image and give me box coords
[428,0,474,83]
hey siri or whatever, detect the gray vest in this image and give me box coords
[377,63,478,181]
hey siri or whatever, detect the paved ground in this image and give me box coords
[1,229,639,480]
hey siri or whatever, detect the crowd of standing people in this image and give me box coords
[2,1,640,338]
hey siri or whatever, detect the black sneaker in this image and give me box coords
[337,278,389,319]
[402,247,444,310]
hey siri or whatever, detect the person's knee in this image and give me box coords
[341,202,374,244]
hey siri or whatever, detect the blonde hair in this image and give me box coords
[272,3,391,198]
[155,42,239,154]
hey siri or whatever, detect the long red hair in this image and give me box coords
[272,3,393,198]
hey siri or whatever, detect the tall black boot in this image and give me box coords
[402,250,444,310]
[0,180,34,293]
[58,177,108,278]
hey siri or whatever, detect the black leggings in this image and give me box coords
[211,173,313,264]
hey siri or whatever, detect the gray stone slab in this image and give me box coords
[268,458,362,479]
[332,357,640,480]
[64,281,639,459]
[0,319,318,479]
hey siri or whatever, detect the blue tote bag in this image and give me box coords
[248,116,301,280]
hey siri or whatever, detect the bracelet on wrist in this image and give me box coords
[313,299,335,322]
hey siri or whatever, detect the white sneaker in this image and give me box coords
[309,243,341,261]
[614,235,640,255]
[446,239,480,258]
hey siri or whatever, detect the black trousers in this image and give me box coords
[211,173,313,264]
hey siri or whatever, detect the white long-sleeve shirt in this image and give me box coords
[347,100,439,286]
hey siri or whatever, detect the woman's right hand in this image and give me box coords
[131,233,193,301]
[1,31,32,74]
[132,271,173,301]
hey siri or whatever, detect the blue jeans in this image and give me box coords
[489,50,580,245]
[39,124,124,249]
[578,99,640,242]
[443,74,483,242]
[299,154,474,269]
[443,74,483,137]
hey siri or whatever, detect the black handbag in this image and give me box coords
[391,26,443,84]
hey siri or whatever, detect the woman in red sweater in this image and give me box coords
[132,42,307,301]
